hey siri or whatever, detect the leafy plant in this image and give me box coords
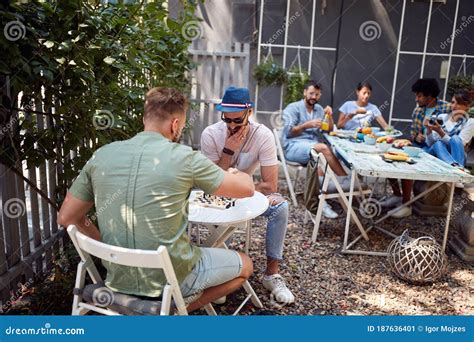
[284,67,309,106]
[447,75,474,97]
[0,0,199,203]
[253,60,287,87]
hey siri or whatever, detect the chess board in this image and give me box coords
[191,191,236,210]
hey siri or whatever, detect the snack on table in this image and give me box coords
[383,151,410,161]
[392,139,412,148]
[376,136,395,144]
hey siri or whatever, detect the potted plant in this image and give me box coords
[447,75,473,97]
[284,66,309,106]
[253,59,287,87]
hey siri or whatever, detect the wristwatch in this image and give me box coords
[222,147,235,156]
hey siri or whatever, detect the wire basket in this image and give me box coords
[387,230,447,284]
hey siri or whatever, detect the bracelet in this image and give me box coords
[222,147,235,156]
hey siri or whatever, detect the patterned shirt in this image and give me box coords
[410,99,451,141]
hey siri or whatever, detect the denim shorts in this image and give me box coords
[179,247,242,297]
[284,139,317,165]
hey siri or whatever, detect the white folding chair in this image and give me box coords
[67,225,216,316]
[273,128,306,206]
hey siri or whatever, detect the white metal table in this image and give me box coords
[312,135,474,256]
[188,190,269,311]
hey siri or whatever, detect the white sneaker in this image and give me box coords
[390,206,412,218]
[212,296,226,305]
[322,202,338,219]
[262,274,295,305]
[319,176,352,193]
[379,195,402,208]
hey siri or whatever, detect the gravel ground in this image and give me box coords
[204,180,474,316]
[6,180,473,316]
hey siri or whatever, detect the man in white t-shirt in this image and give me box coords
[201,86,294,306]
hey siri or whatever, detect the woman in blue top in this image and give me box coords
[337,82,389,130]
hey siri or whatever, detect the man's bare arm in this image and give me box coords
[255,165,278,195]
[58,192,101,241]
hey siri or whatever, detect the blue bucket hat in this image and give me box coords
[216,86,255,113]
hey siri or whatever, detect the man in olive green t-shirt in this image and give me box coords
[58,87,255,312]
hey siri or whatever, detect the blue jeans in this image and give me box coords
[425,135,465,166]
[261,201,289,260]
[283,139,316,165]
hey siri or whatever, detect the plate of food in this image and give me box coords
[329,130,355,138]
[392,139,412,149]
[381,151,416,164]
[374,128,403,138]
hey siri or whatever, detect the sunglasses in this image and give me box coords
[221,110,249,124]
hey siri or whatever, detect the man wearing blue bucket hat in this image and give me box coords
[201,86,295,306]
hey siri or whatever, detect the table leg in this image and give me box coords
[245,220,251,255]
[343,169,356,250]
[442,182,456,251]
[199,223,264,310]
[373,181,444,226]
[200,224,239,248]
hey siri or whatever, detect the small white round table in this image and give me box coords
[188,190,269,226]
[188,190,269,311]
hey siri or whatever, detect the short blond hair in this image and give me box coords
[144,87,188,121]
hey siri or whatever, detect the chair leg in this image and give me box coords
[72,262,87,316]
[204,303,217,315]
[282,163,298,206]
[161,285,172,315]
[293,168,300,193]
